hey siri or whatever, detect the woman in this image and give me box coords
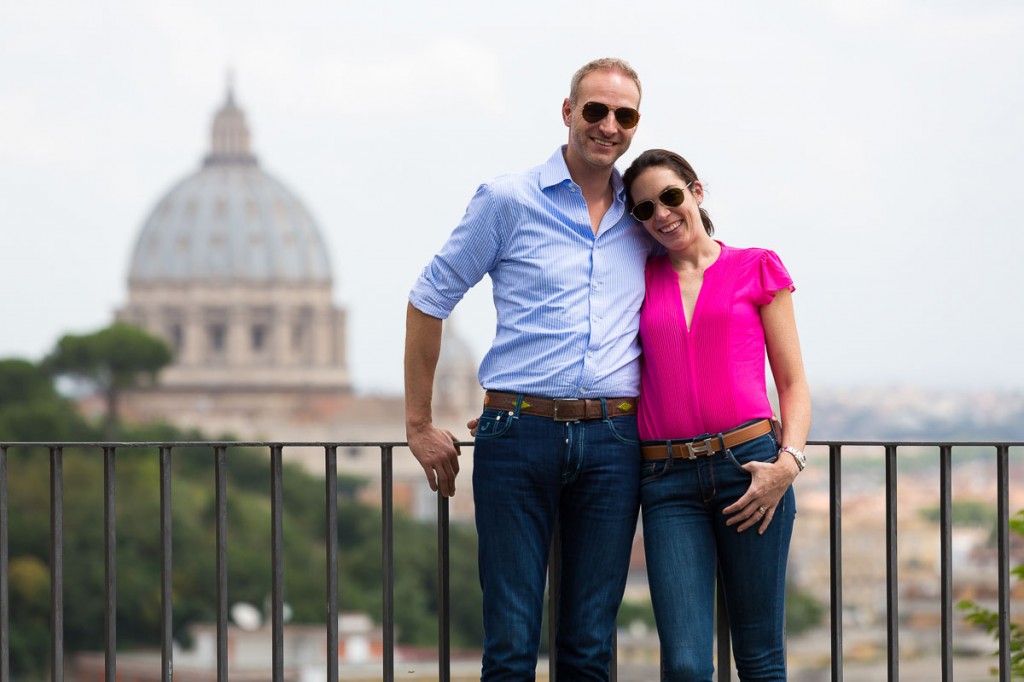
[623,149,811,682]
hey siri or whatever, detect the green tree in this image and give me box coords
[0,358,93,441]
[5,437,366,676]
[618,599,656,630]
[919,500,995,528]
[958,509,1024,678]
[3,352,491,674]
[43,323,172,437]
[614,579,824,637]
[786,581,826,635]
[0,358,55,404]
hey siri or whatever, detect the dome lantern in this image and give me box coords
[204,80,257,166]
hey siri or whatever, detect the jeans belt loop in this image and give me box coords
[599,397,609,420]
[513,393,525,417]
[716,433,727,456]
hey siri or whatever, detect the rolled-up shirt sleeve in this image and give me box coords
[409,183,505,319]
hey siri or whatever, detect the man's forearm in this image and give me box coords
[404,302,443,430]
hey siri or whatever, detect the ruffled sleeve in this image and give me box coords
[755,249,795,305]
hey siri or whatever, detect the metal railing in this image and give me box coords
[0,439,1019,682]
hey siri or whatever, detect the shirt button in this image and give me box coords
[578,388,585,394]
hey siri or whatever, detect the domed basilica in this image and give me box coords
[115,86,480,458]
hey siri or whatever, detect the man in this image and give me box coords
[405,57,650,680]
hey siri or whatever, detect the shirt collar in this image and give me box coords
[539,145,626,201]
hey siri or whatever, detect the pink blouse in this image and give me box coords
[637,243,794,441]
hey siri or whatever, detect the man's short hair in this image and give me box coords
[569,58,642,106]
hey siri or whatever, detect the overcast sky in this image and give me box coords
[2,1,1022,395]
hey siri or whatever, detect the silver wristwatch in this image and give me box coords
[780,446,806,472]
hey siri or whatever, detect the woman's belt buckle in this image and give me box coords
[684,438,714,459]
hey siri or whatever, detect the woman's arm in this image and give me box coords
[723,288,811,533]
[763,288,811,455]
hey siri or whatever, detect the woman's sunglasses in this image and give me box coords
[630,183,693,222]
[580,101,640,129]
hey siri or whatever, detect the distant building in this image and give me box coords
[113,84,481,502]
[73,613,490,682]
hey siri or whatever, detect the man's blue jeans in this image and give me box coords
[641,431,796,682]
[473,399,641,681]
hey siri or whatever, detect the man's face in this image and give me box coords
[563,69,641,173]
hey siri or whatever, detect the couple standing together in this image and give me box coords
[405,57,811,682]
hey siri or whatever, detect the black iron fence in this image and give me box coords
[0,440,1019,682]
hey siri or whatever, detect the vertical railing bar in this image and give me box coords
[1,446,10,682]
[159,446,173,682]
[214,445,228,682]
[50,446,65,682]
[548,524,561,681]
[325,446,339,682]
[939,444,953,682]
[381,445,395,682]
[103,447,117,682]
[829,444,844,682]
[884,444,899,682]
[996,444,1010,682]
[716,572,732,682]
[610,629,617,682]
[437,493,451,682]
[270,445,284,682]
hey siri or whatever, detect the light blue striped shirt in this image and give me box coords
[410,146,653,398]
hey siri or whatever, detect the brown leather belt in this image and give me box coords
[484,390,638,422]
[641,419,773,461]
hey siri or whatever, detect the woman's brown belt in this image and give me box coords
[641,419,773,461]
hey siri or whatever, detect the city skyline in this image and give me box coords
[2,1,1023,394]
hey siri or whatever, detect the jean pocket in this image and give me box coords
[605,415,640,445]
[722,433,778,473]
[474,408,515,440]
[640,459,670,484]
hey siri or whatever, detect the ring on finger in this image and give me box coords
[757,505,767,516]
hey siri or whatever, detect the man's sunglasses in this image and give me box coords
[580,101,640,129]
[630,183,693,222]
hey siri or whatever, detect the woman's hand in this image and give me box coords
[723,455,800,534]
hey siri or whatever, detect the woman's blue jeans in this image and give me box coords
[641,431,796,682]
[473,400,641,681]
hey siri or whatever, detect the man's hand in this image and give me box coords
[407,423,461,497]
[466,418,479,437]
[404,304,459,496]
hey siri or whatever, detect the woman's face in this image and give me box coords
[629,166,706,252]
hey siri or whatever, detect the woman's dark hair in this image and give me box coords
[623,148,715,236]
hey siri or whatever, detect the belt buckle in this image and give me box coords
[685,439,713,459]
[552,398,578,422]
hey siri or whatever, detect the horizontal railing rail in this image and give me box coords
[0,439,1020,682]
